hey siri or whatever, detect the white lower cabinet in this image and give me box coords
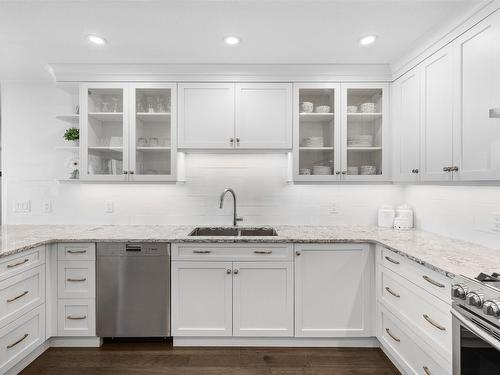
[232,262,293,337]
[57,299,96,337]
[172,261,233,336]
[294,244,372,337]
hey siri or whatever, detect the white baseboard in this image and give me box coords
[5,341,50,375]
[173,336,380,347]
[49,336,103,347]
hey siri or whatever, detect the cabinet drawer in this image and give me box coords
[172,243,293,261]
[380,308,449,375]
[57,243,96,261]
[381,247,451,304]
[57,299,95,337]
[380,266,451,359]
[0,265,45,329]
[0,247,45,282]
[58,261,95,299]
[0,304,45,374]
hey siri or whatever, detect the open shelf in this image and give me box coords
[56,114,79,124]
[88,112,123,121]
[299,113,334,122]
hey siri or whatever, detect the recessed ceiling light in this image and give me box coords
[224,36,241,46]
[359,35,377,46]
[87,34,107,46]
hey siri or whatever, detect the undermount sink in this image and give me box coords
[189,227,277,237]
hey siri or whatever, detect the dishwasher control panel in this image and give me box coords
[97,242,170,256]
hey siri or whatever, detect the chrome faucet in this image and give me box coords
[219,188,243,226]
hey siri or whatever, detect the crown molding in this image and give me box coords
[48,63,392,83]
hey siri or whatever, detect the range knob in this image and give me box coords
[483,300,500,318]
[451,283,468,300]
[466,291,485,308]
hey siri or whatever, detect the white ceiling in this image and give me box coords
[0,0,485,81]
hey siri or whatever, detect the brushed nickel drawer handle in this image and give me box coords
[254,250,272,254]
[6,333,29,349]
[67,249,87,254]
[6,259,29,269]
[385,287,400,298]
[193,250,211,254]
[233,269,239,275]
[295,251,301,256]
[385,328,400,342]
[67,315,87,320]
[385,256,400,265]
[423,314,446,331]
[67,278,87,282]
[6,290,29,303]
[423,366,431,375]
[422,275,445,288]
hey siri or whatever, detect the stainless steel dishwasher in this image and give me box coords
[96,243,170,337]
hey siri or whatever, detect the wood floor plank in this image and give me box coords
[21,343,400,375]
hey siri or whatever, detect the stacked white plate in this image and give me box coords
[360,165,377,175]
[301,137,324,147]
[347,166,359,175]
[360,102,376,113]
[347,135,373,147]
[312,165,332,175]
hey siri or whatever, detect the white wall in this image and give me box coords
[1,82,402,226]
[403,185,500,248]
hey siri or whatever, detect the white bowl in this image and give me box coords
[315,105,331,113]
[360,102,376,113]
[301,102,314,113]
[347,105,358,113]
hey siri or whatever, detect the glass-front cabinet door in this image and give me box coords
[129,83,177,181]
[293,83,341,181]
[80,83,129,181]
[341,83,388,181]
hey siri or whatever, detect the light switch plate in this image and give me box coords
[105,200,114,213]
[14,200,31,213]
[42,200,52,213]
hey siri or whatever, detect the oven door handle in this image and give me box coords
[451,309,500,351]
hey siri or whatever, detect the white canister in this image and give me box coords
[395,204,414,229]
[378,206,395,228]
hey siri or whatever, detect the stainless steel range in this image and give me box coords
[451,273,500,374]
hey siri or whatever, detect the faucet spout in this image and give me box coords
[219,188,243,226]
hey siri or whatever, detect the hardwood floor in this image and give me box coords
[21,343,400,375]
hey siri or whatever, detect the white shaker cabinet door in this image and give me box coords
[295,244,372,337]
[453,11,500,180]
[420,46,454,181]
[178,83,235,149]
[232,262,293,337]
[235,83,292,149]
[393,70,421,182]
[171,261,233,336]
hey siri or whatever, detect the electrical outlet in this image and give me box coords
[13,200,31,213]
[105,200,114,213]
[493,212,500,233]
[42,200,52,213]
[328,202,339,214]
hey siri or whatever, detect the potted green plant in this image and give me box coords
[63,127,80,146]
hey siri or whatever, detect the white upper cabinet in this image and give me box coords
[453,10,500,181]
[178,83,292,150]
[295,244,372,337]
[80,83,177,182]
[235,83,292,149]
[178,83,235,149]
[392,71,420,182]
[420,46,454,181]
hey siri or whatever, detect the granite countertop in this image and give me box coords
[1,224,499,280]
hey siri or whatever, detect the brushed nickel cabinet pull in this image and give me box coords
[226,269,232,274]
[450,166,459,172]
[384,256,400,265]
[233,269,239,275]
[385,328,401,342]
[67,278,87,282]
[6,290,29,303]
[422,275,445,288]
[443,166,451,172]
[295,251,301,256]
[423,314,446,331]
[7,259,29,269]
[6,333,29,349]
[193,250,211,254]
[67,315,87,320]
[67,249,87,254]
[423,366,431,375]
[254,250,272,254]
[385,287,400,298]
[230,138,234,143]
